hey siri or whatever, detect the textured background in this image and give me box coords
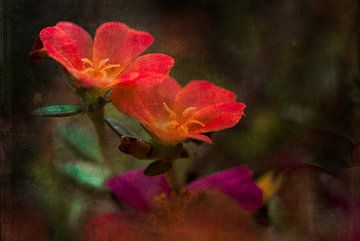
[2,0,360,240]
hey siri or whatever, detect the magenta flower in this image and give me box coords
[85,166,263,241]
[86,192,260,241]
[106,165,263,212]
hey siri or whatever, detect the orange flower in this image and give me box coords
[111,77,246,144]
[85,192,259,241]
[31,22,174,89]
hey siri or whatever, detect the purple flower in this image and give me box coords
[106,165,263,212]
[84,166,263,241]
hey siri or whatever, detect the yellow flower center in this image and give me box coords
[81,58,122,79]
[162,102,205,133]
[152,190,198,214]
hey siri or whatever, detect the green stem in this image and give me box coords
[87,104,116,173]
[166,165,181,194]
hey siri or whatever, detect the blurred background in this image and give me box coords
[2,0,360,240]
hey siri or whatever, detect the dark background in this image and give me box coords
[2,0,360,240]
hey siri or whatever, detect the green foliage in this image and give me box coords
[105,117,136,137]
[32,105,83,117]
[62,162,110,190]
[57,124,102,162]
[31,162,72,241]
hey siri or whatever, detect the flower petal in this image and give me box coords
[55,21,93,59]
[188,134,213,144]
[186,166,263,211]
[111,77,181,126]
[149,192,257,241]
[190,102,245,134]
[39,22,92,69]
[93,22,154,67]
[106,169,171,212]
[174,80,237,112]
[85,212,147,241]
[116,54,174,85]
[86,193,258,241]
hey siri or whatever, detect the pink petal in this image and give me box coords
[190,102,246,134]
[116,53,174,85]
[188,134,213,144]
[174,80,237,112]
[106,169,171,212]
[39,22,92,70]
[85,212,146,241]
[110,77,181,126]
[186,166,263,211]
[93,22,154,67]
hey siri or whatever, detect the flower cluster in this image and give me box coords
[32,21,255,241]
[32,21,245,144]
[86,166,263,241]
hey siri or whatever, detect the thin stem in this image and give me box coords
[87,104,116,173]
[166,165,181,194]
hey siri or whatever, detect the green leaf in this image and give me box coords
[62,161,110,189]
[144,160,172,176]
[105,117,136,136]
[32,105,83,117]
[58,124,102,162]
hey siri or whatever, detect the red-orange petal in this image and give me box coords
[111,77,181,127]
[56,21,93,59]
[116,53,174,85]
[190,102,246,134]
[39,22,92,70]
[174,80,237,112]
[188,134,213,143]
[85,212,147,241]
[93,22,154,67]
